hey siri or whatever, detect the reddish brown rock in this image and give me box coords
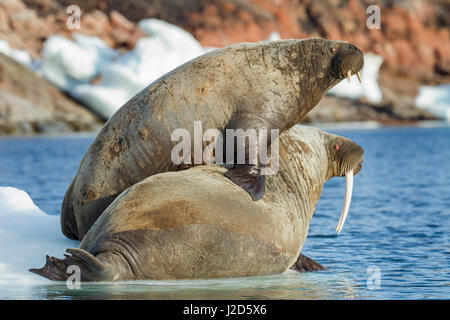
[3,0,448,83]
[110,10,134,31]
[0,0,448,130]
[0,0,147,58]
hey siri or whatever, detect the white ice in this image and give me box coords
[0,39,33,68]
[415,84,450,121]
[327,52,384,104]
[0,186,78,285]
[37,33,117,91]
[265,31,281,41]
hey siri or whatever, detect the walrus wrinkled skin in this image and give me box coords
[61,38,364,241]
[31,126,363,281]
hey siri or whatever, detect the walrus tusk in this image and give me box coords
[347,70,352,83]
[336,170,353,234]
[356,72,362,83]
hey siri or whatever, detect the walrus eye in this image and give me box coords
[334,144,340,151]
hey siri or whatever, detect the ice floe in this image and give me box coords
[0,186,78,284]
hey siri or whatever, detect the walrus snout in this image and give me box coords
[353,158,363,175]
[331,42,364,82]
[332,140,364,234]
[338,143,364,177]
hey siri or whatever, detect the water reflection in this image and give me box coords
[3,271,361,300]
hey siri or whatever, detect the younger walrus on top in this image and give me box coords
[61,38,364,241]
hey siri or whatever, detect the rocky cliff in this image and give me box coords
[26,0,445,83]
[0,0,447,134]
[0,53,101,135]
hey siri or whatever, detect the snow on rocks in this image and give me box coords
[415,84,450,121]
[37,19,206,120]
[38,33,117,91]
[0,39,32,67]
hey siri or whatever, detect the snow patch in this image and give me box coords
[415,84,450,121]
[0,39,32,67]
[266,31,281,41]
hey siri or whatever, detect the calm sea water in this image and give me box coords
[0,125,449,299]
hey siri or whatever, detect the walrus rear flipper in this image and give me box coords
[290,253,328,272]
[224,165,266,200]
[29,248,112,281]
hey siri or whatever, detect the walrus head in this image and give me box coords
[328,41,364,83]
[296,38,364,85]
[275,126,364,235]
[288,38,364,111]
[325,133,364,234]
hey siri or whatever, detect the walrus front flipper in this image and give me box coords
[222,113,276,201]
[29,248,112,281]
[224,165,266,200]
[290,253,328,272]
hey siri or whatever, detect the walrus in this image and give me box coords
[31,126,364,281]
[62,38,364,240]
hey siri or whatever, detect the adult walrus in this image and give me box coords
[31,126,364,281]
[62,38,364,240]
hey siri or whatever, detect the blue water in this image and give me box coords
[0,125,449,299]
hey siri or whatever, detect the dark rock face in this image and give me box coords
[0,54,102,135]
[305,95,438,125]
